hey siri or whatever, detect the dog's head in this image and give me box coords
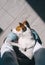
[12,20,31,38]
[12,21,29,36]
[16,22,27,32]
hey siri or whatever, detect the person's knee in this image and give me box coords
[34,48,45,65]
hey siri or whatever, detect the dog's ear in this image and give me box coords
[23,20,31,29]
[19,22,26,28]
[19,22,24,27]
[19,22,27,32]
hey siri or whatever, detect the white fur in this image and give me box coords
[18,27,35,59]
[18,36,35,50]
[19,47,34,59]
[18,27,35,49]
[18,37,35,59]
[1,41,14,57]
[11,27,35,59]
[33,42,42,54]
[12,28,23,37]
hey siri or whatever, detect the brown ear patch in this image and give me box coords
[16,22,27,32]
[19,22,26,29]
[23,20,30,29]
[19,22,27,32]
[16,26,21,31]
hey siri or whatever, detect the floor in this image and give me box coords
[0,0,45,48]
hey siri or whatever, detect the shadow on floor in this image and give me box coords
[26,0,45,22]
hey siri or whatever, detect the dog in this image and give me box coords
[11,21,35,60]
[11,21,42,60]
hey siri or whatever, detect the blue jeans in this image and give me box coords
[34,48,45,65]
[1,51,19,65]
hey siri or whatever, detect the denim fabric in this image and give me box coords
[1,51,19,65]
[34,48,45,65]
[5,32,18,42]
